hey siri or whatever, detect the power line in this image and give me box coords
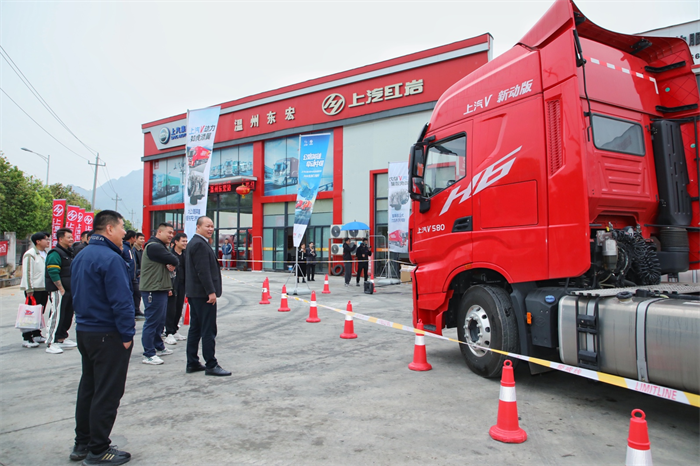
[0,45,98,156]
[0,87,90,162]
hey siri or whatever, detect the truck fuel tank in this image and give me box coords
[559,286,700,393]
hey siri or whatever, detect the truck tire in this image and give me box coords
[331,264,344,276]
[457,285,518,378]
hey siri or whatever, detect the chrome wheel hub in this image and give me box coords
[464,305,492,357]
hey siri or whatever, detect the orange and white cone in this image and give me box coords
[265,277,272,301]
[340,301,357,339]
[625,409,653,466]
[489,360,527,443]
[408,320,432,371]
[278,285,291,312]
[306,291,321,323]
[259,278,270,305]
[322,274,331,294]
[183,298,190,325]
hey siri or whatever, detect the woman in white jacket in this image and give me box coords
[19,232,50,347]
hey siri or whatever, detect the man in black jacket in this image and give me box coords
[45,228,77,354]
[122,230,143,321]
[185,216,230,376]
[72,230,91,256]
[164,233,187,345]
[342,238,356,287]
[355,239,372,286]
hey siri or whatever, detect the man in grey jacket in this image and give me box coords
[139,223,178,365]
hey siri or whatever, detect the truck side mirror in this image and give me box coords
[410,144,425,178]
[409,144,426,201]
[410,179,424,201]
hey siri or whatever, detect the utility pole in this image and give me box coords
[128,209,135,224]
[88,153,105,210]
[112,195,122,212]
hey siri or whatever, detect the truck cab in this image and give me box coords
[408,0,700,383]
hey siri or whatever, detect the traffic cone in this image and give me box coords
[322,274,331,294]
[408,320,432,371]
[489,360,527,443]
[625,409,653,466]
[264,277,272,301]
[278,285,291,312]
[340,301,357,339]
[306,291,321,323]
[259,278,270,305]
[183,298,190,325]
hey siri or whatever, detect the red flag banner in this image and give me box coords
[83,212,94,234]
[51,200,66,248]
[75,208,85,239]
[0,241,8,257]
[65,205,80,241]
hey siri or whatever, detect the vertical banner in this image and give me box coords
[75,208,85,240]
[65,205,80,241]
[51,200,66,248]
[293,133,331,247]
[184,106,221,239]
[83,212,94,234]
[388,162,410,253]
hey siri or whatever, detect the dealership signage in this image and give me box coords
[149,119,188,151]
[146,75,427,151]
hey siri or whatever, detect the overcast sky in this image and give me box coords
[1,0,698,210]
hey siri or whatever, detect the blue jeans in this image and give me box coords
[141,291,169,357]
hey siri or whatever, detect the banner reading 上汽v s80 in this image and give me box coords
[388,162,410,253]
[184,106,221,239]
[293,133,331,247]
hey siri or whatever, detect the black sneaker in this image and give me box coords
[82,445,131,465]
[70,444,88,461]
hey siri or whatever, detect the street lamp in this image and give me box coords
[21,148,50,186]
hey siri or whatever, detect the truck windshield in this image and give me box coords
[592,115,645,156]
[423,135,466,197]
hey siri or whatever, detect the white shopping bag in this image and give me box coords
[15,297,44,332]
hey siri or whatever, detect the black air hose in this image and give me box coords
[613,229,661,285]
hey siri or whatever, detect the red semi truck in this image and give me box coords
[408,0,700,393]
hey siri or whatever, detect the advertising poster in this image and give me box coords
[83,212,94,234]
[264,134,334,196]
[184,106,221,238]
[292,133,331,247]
[51,199,66,248]
[388,162,410,253]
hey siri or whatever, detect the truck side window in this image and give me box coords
[591,114,645,156]
[423,134,466,197]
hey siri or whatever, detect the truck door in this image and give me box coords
[412,124,472,298]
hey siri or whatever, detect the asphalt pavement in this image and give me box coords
[0,271,698,465]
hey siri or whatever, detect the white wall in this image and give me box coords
[342,110,432,225]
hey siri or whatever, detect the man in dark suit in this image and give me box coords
[185,216,230,376]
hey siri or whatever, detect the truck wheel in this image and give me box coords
[457,285,518,378]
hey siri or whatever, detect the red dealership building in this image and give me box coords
[141,34,491,273]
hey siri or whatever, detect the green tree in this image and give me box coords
[0,154,94,238]
[0,154,51,238]
[47,184,92,211]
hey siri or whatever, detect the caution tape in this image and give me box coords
[223,274,700,408]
